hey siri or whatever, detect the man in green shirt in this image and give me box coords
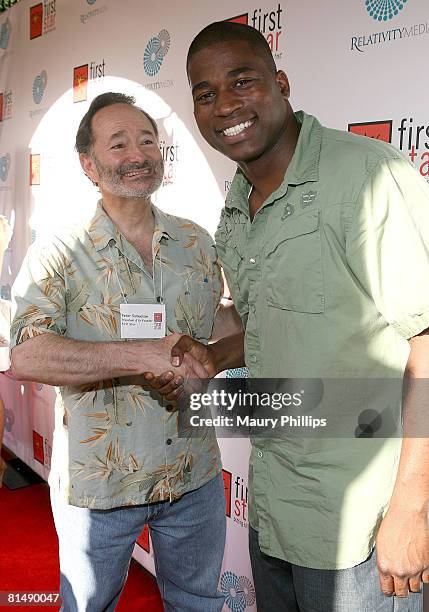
[10,92,233,611]
[148,21,429,612]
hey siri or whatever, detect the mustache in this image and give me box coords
[118,159,163,175]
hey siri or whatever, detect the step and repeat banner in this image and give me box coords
[1,1,428,610]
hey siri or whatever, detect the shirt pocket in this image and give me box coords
[264,209,325,314]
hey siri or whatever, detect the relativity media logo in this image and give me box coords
[351,0,429,52]
[143,29,170,76]
[0,17,11,49]
[364,0,408,21]
[32,70,47,104]
[221,571,256,612]
[0,154,11,182]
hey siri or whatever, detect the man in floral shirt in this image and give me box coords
[10,92,229,611]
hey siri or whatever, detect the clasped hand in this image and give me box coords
[143,334,214,401]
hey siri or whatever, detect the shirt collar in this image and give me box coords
[225,111,322,212]
[87,200,179,252]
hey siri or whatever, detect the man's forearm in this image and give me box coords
[11,333,182,386]
[210,331,245,374]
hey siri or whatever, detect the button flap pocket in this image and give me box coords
[266,209,320,257]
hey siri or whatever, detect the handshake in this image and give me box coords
[142,333,218,401]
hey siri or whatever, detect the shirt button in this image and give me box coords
[257,450,264,458]
[249,257,256,264]
[250,354,257,363]
[166,438,173,445]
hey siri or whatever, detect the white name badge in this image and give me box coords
[120,302,166,339]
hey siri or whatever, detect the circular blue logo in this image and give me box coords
[144,36,163,76]
[0,154,10,182]
[221,572,248,612]
[32,70,47,105]
[143,30,171,77]
[87,0,97,4]
[0,17,11,50]
[365,0,408,21]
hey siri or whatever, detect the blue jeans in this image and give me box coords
[50,474,226,611]
[249,527,423,612]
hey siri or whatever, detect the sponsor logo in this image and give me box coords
[348,120,392,142]
[160,136,180,186]
[351,2,428,53]
[0,89,12,121]
[220,571,256,611]
[222,468,248,527]
[227,3,283,58]
[397,117,429,181]
[81,0,108,24]
[229,13,249,25]
[143,29,171,77]
[73,59,106,102]
[33,430,45,464]
[364,0,408,22]
[4,408,14,432]
[136,524,150,553]
[222,469,232,517]
[30,154,41,185]
[0,17,11,49]
[348,118,429,181]
[30,0,56,40]
[0,154,10,182]
[32,70,47,105]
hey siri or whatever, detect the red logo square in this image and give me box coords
[222,469,232,517]
[136,524,150,553]
[227,13,248,25]
[33,430,45,464]
[348,120,392,143]
[73,64,89,103]
[30,3,43,40]
[154,312,163,323]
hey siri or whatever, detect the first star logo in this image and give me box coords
[348,120,392,143]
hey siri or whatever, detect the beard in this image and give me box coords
[92,155,164,198]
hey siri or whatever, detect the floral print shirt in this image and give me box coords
[11,202,222,509]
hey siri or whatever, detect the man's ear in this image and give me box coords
[79,153,98,184]
[276,70,290,101]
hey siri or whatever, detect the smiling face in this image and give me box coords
[80,103,164,200]
[188,39,293,166]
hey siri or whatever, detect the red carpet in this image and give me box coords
[0,477,163,611]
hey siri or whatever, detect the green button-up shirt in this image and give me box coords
[215,112,429,569]
[11,202,222,509]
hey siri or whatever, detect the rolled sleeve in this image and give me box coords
[11,241,66,347]
[346,157,429,339]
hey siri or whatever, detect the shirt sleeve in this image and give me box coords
[346,156,429,339]
[10,240,67,347]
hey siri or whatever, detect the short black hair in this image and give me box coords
[75,92,159,155]
[186,21,276,76]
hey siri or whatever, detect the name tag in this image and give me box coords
[120,302,166,339]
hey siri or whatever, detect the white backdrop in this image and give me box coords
[1,1,428,610]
